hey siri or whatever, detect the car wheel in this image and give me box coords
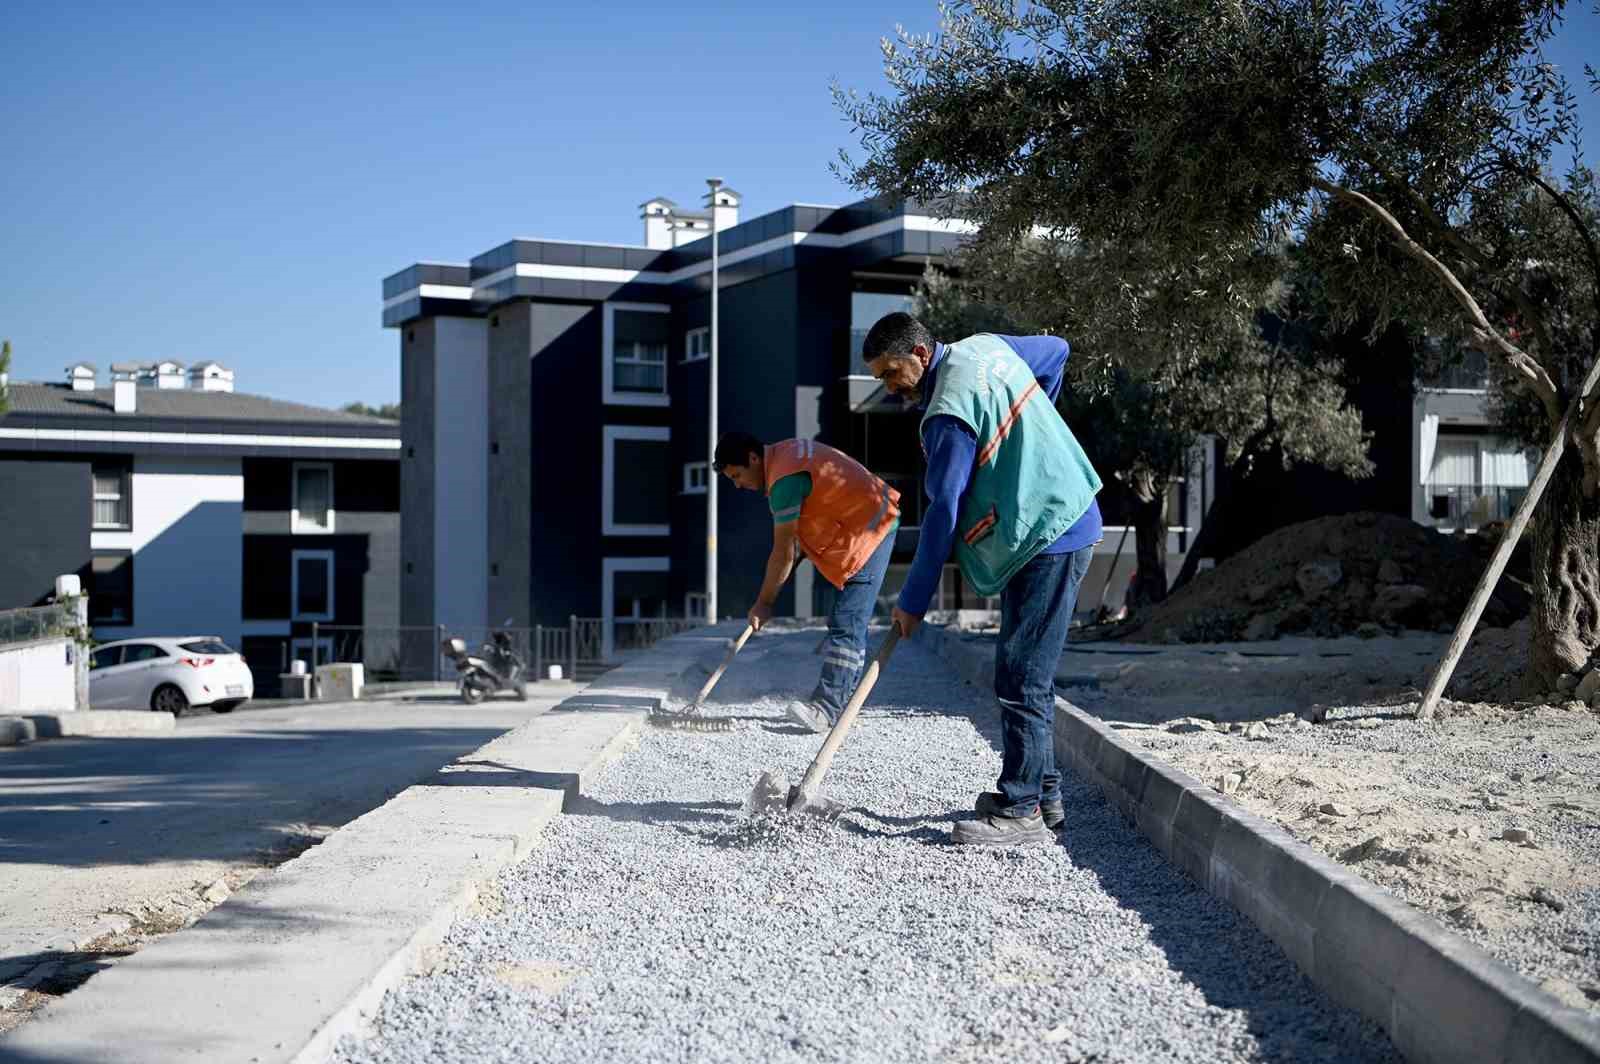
[152,684,189,717]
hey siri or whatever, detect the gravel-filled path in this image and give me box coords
[335,629,1398,1064]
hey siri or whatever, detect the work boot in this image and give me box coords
[975,791,1066,831]
[951,810,1052,847]
[784,700,831,734]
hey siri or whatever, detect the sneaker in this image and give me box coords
[784,700,831,734]
[975,791,1066,831]
[952,811,1053,847]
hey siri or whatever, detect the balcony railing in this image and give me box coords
[1423,484,1525,529]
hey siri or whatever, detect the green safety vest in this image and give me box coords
[920,333,1103,595]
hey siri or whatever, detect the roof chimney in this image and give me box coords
[188,361,234,393]
[707,184,740,232]
[140,360,187,389]
[640,197,677,250]
[66,363,98,392]
[110,363,139,414]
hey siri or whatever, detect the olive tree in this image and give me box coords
[918,253,1370,609]
[839,0,1598,692]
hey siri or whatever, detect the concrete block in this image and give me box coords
[1239,829,1333,976]
[1311,877,1431,1026]
[1130,762,1188,858]
[25,710,175,738]
[1167,788,1227,884]
[1503,998,1600,1064]
[1092,736,1134,812]
[315,662,364,701]
[1387,919,1527,1064]
[1207,816,1279,915]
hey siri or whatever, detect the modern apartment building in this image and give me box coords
[385,189,1212,647]
[0,363,400,694]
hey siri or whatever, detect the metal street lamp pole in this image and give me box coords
[706,177,723,624]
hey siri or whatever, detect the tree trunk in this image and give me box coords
[1127,474,1170,610]
[1529,446,1600,690]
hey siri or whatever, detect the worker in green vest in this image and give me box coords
[863,312,1104,847]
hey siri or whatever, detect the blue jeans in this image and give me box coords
[994,544,1094,816]
[811,528,897,720]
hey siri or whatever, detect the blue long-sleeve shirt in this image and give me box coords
[897,335,1103,616]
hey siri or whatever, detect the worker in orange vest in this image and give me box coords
[714,431,900,733]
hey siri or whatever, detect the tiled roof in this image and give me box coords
[2,383,397,428]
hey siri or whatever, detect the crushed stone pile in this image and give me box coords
[1126,512,1530,645]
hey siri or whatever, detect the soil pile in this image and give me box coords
[1126,512,1531,645]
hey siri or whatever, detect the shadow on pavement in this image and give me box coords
[0,725,509,869]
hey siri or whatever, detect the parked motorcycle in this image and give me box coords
[440,622,527,703]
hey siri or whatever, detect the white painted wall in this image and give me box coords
[0,638,78,711]
[91,455,244,644]
[432,317,489,629]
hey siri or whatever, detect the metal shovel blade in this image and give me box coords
[785,784,846,822]
[744,768,792,817]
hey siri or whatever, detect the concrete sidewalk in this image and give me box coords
[0,626,725,1064]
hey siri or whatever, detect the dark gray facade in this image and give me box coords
[386,196,979,638]
[0,459,92,609]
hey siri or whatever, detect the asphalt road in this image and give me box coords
[0,686,576,982]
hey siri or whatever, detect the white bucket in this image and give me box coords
[547,665,563,681]
[289,659,307,676]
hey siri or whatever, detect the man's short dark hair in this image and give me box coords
[861,312,934,364]
[713,431,764,471]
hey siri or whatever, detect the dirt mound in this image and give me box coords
[1126,512,1530,644]
[1448,618,1535,702]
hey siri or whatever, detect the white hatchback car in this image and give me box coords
[89,636,254,715]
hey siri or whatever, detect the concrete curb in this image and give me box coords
[23,710,175,738]
[916,623,1600,1064]
[1,626,725,1064]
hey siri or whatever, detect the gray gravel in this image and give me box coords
[335,630,1398,1064]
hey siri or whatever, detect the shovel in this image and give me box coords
[745,626,901,820]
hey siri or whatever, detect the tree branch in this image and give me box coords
[1517,166,1600,359]
[1313,178,1564,424]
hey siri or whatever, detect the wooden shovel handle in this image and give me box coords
[793,627,900,796]
[692,624,755,707]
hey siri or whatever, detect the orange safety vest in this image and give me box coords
[764,439,901,590]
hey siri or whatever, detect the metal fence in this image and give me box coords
[308,616,702,686]
[0,601,78,649]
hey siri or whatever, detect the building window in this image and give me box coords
[603,426,672,536]
[683,461,709,495]
[684,326,710,363]
[603,303,671,406]
[615,338,667,392]
[92,465,131,530]
[291,549,335,620]
[89,552,133,625]
[292,462,335,533]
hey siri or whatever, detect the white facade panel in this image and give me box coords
[115,455,245,643]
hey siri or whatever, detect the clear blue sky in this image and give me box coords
[2,3,1596,409]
